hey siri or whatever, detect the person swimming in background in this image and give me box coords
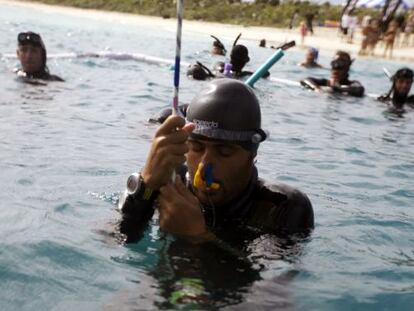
[186,61,215,81]
[15,31,64,82]
[210,35,226,56]
[298,47,322,68]
[378,68,414,112]
[259,39,266,48]
[214,33,270,79]
[300,51,364,97]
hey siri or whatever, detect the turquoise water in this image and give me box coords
[1,2,414,311]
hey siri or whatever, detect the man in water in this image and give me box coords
[378,68,414,111]
[210,35,226,56]
[15,31,64,82]
[298,47,322,68]
[300,51,364,97]
[118,79,314,243]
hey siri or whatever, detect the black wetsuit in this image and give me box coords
[119,165,314,243]
[15,69,64,82]
[378,92,414,109]
[302,77,365,97]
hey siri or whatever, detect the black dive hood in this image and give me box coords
[186,78,266,153]
[17,31,47,73]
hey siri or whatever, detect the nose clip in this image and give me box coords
[193,163,220,190]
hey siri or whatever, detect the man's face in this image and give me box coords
[330,58,349,83]
[186,138,254,206]
[16,44,43,74]
[394,78,413,95]
[306,51,316,63]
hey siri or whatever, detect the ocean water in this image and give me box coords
[1,2,413,311]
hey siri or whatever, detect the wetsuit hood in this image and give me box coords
[17,31,48,77]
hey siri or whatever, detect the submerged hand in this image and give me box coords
[142,115,194,190]
[158,177,207,237]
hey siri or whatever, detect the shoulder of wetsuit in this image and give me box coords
[148,104,188,124]
[247,180,314,235]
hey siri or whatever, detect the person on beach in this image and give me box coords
[118,78,314,244]
[299,21,307,46]
[378,67,414,112]
[15,31,63,82]
[383,20,398,59]
[300,51,364,97]
[298,47,322,68]
[289,9,299,30]
[347,11,358,44]
[305,12,315,35]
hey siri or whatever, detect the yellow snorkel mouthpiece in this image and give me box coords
[193,163,220,190]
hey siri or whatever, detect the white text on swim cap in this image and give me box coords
[193,119,219,130]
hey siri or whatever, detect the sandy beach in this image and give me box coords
[2,0,414,63]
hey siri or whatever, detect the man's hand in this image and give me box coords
[142,115,194,190]
[157,177,208,237]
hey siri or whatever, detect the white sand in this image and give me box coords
[2,0,414,63]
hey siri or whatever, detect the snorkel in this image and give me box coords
[193,162,220,191]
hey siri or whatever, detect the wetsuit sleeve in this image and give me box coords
[300,77,327,90]
[253,183,314,235]
[332,80,365,97]
[118,191,156,243]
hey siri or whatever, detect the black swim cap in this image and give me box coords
[393,67,414,80]
[186,78,266,153]
[230,45,250,65]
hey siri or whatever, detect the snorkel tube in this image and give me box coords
[246,40,295,87]
[193,163,220,190]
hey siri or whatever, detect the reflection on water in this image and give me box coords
[1,1,414,311]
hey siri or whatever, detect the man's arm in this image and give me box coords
[117,190,156,243]
[332,80,365,97]
[300,77,326,92]
[118,116,195,243]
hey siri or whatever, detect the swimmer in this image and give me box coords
[186,61,215,81]
[119,79,314,243]
[300,51,364,97]
[214,33,269,79]
[378,68,414,111]
[298,47,323,68]
[259,39,266,48]
[210,35,226,56]
[15,31,64,82]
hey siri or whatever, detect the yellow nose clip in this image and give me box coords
[193,163,220,190]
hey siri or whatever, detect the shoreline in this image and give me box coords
[2,0,414,63]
